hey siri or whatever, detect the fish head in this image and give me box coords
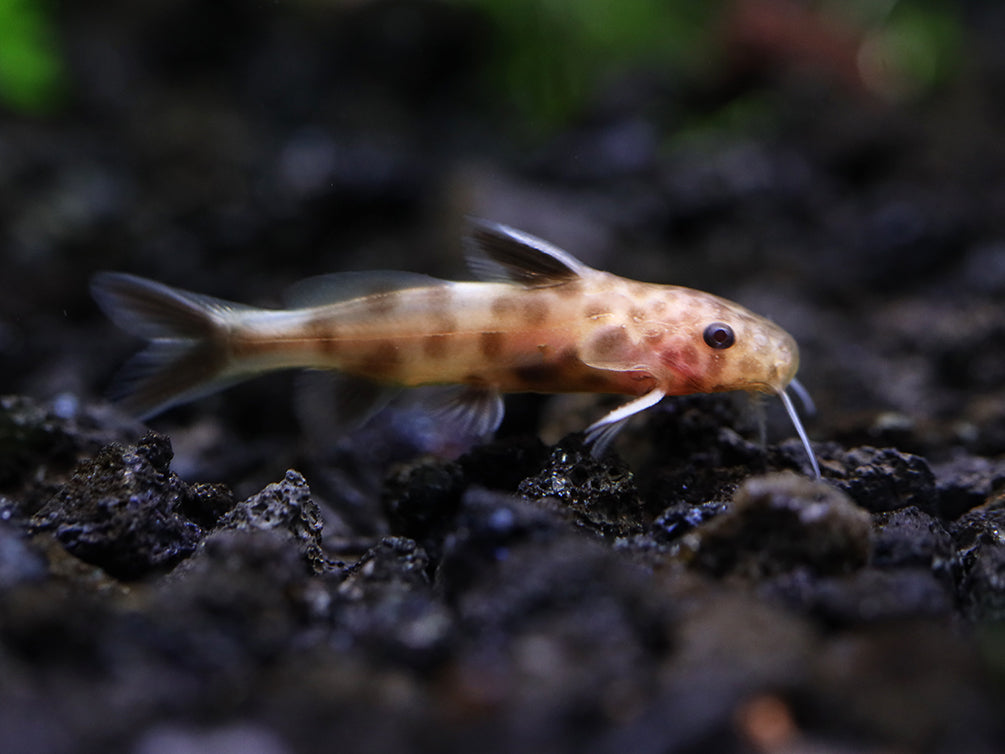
[641,289,800,397]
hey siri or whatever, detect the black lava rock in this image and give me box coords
[828,446,939,514]
[949,497,1005,621]
[30,433,222,580]
[683,472,872,579]
[222,469,328,573]
[518,439,646,538]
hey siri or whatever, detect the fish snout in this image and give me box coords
[770,331,800,390]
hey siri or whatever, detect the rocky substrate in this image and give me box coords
[1,394,1002,753]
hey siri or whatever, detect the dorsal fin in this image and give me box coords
[284,271,445,308]
[465,220,593,287]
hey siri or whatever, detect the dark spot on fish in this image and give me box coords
[523,298,549,326]
[513,363,562,385]
[680,344,698,366]
[651,300,667,315]
[423,333,450,358]
[590,327,630,359]
[480,331,506,358]
[558,346,580,364]
[307,319,340,356]
[629,306,646,322]
[319,337,339,356]
[227,336,256,360]
[430,310,458,333]
[584,301,610,319]
[362,341,401,375]
[740,356,758,375]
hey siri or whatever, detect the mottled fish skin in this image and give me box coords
[228,276,796,396]
[91,221,816,474]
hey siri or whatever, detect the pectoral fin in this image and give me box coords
[584,388,666,457]
[580,325,644,371]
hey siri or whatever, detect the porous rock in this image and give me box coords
[827,446,939,514]
[932,454,1005,520]
[222,469,329,574]
[949,496,1005,621]
[870,505,954,570]
[518,440,646,538]
[334,536,454,668]
[683,472,872,579]
[0,394,142,520]
[30,433,230,580]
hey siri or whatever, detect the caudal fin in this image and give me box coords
[90,272,248,419]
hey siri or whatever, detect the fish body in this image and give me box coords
[91,222,818,475]
[228,282,655,394]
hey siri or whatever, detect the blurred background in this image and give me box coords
[1,0,1003,488]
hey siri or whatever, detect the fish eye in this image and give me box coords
[703,322,735,349]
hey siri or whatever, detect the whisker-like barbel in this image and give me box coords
[92,221,820,474]
[788,376,817,417]
[779,388,821,478]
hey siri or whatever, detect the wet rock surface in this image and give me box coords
[2,406,1003,753]
[30,433,218,580]
[680,472,872,579]
[3,3,1005,753]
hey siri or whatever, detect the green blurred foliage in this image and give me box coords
[455,0,718,129]
[0,0,965,124]
[451,0,964,132]
[0,0,65,114]
[859,1,963,100]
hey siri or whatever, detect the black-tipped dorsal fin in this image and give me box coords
[466,221,593,287]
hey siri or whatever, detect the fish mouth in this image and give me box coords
[744,380,786,395]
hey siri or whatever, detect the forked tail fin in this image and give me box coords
[90,272,249,419]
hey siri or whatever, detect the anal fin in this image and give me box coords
[295,370,401,440]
